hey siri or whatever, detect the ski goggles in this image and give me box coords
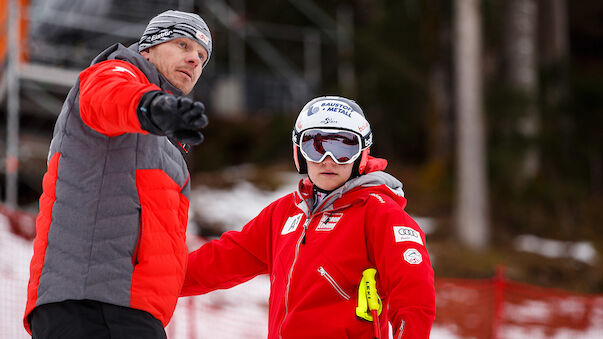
[299,129,362,164]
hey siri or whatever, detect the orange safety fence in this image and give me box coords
[435,268,603,338]
[0,203,35,240]
[2,205,603,338]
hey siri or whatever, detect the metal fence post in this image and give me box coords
[5,0,21,207]
[492,265,507,339]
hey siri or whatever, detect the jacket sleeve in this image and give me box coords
[365,199,436,339]
[181,202,275,296]
[78,59,162,137]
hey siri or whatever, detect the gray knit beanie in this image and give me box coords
[139,10,212,67]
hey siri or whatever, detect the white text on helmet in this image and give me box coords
[321,102,352,117]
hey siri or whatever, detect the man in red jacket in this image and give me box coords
[25,10,211,339]
[182,96,436,338]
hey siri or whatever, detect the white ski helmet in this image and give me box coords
[292,96,372,175]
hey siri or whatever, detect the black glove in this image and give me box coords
[137,91,208,145]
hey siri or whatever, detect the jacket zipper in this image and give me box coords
[317,266,351,300]
[395,320,406,339]
[279,218,310,339]
[132,208,143,266]
[301,218,309,244]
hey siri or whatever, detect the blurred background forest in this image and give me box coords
[1,0,602,294]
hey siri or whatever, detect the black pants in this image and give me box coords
[30,300,167,339]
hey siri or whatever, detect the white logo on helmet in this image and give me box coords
[320,117,338,125]
[358,122,369,133]
[307,105,320,116]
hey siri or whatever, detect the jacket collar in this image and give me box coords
[295,156,406,215]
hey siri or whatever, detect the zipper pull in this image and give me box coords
[302,219,310,244]
[318,266,326,276]
[324,212,332,224]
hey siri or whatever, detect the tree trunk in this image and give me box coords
[539,0,568,73]
[454,0,489,250]
[504,0,540,179]
[424,0,453,166]
[538,0,570,159]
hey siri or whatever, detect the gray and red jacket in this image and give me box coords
[24,43,191,333]
[182,157,436,339]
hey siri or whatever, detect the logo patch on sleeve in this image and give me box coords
[369,193,385,203]
[112,66,136,78]
[316,212,343,231]
[282,214,303,235]
[403,248,423,264]
[393,226,424,245]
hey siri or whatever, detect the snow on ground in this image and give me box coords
[0,213,34,339]
[189,171,299,234]
[513,234,598,265]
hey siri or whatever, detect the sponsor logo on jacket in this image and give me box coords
[369,193,385,204]
[112,66,137,78]
[404,248,423,264]
[316,212,343,231]
[393,226,424,245]
[282,213,303,235]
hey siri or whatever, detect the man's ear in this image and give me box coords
[140,49,150,60]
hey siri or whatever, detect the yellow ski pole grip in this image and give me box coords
[363,268,382,314]
[356,268,383,321]
[361,268,382,339]
[356,275,370,321]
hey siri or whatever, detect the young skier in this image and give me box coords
[182,96,436,338]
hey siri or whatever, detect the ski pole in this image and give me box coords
[371,308,380,339]
[353,268,383,339]
[356,268,383,338]
[362,268,381,339]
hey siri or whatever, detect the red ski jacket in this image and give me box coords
[25,43,191,333]
[182,157,436,338]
